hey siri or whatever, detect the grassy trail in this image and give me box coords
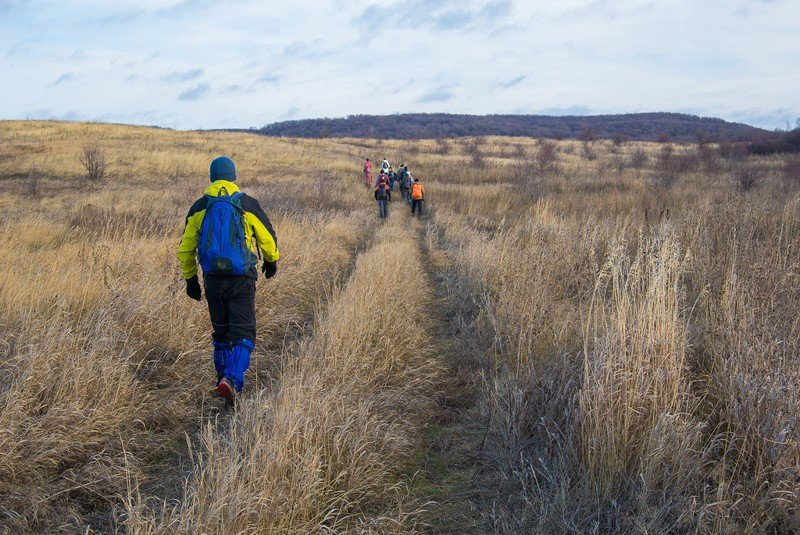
[414,225,483,534]
[132,216,374,517]
[124,212,449,533]
[375,214,492,534]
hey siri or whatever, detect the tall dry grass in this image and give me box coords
[428,144,800,532]
[123,219,442,534]
[1,120,798,533]
[0,121,377,532]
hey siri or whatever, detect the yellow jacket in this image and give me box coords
[177,180,279,279]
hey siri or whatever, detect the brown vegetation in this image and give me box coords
[0,120,798,534]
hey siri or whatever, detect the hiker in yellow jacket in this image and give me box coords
[177,156,279,403]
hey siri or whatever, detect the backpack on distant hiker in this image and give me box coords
[376,182,389,200]
[197,191,256,276]
[411,182,424,200]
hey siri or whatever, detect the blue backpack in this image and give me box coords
[197,191,255,276]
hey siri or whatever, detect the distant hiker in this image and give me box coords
[376,169,388,187]
[381,158,390,175]
[363,158,373,188]
[177,156,279,404]
[398,165,410,201]
[402,172,413,203]
[387,168,397,191]
[410,177,425,217]
[375,175,392,219]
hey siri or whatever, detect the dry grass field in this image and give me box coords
[0,120,798,534]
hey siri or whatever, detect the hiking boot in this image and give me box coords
[211,377,235,399]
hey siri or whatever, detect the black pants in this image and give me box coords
[411,199,423,216]
[204,274,256,342]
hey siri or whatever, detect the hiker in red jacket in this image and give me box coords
[363,158,373,188]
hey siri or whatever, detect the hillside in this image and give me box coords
[1,121,798,533]
[248,112,768,141]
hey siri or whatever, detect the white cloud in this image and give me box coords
[0,0,798,129]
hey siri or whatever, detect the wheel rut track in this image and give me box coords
[411,219,490,535]
[126,214,375,528]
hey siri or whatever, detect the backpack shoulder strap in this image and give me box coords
[229,191,245,210]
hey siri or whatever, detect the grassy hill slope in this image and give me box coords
[0,121,798,533]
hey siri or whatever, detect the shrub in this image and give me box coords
[611,133,629,153]
[656,145,699,177]
[699,146,721,173]
[783,155,800,188]
[695,130,711,149]
[718,140,748,164]
[536,141,559,173]
[654,170,679,189]
[629,147,649,169]
[734,164,765,191]
[25,166,42,199]
[404,142,420,158]
[579,127,596,143]
[749,129,800,155]
[78,144,108,182]
[465,137,485,168]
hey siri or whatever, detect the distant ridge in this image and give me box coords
[244,112,767,142]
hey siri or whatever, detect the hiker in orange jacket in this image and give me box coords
[410,177,425,217]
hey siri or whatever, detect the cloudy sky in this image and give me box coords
[1,0,798,130]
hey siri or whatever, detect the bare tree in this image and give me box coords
[579,127,597,160]
[578,127,596,143]
[611,133,629,153]
[535,140,559,173]
[78,144,108,182]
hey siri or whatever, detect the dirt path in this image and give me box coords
[410,219,491,534]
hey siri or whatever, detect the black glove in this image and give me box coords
[186,275,202,301]
[262,260,277,279]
